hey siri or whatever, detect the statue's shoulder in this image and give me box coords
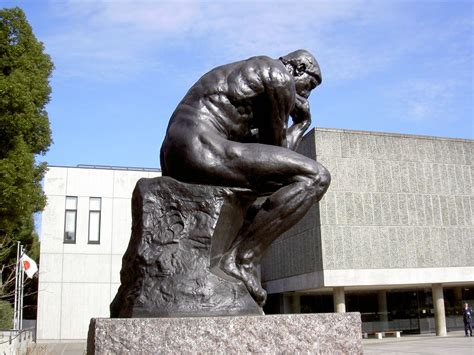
[241,56,290,82]
[251,56,292,88]
[215,56,292,97]
[243,55,282,69]
[247,55,275,63]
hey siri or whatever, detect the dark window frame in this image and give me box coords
[64,196,78,244]
[88,197,101,245]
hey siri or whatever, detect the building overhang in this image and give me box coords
[263,266,474,294]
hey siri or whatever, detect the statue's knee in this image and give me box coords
[304,165,330,196]
[318,165,331,191]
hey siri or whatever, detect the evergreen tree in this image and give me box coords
[0,7,53,308]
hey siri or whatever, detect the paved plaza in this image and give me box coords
[364,330,473,354]
[27,331,473,354]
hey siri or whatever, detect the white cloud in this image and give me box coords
[42,0,392,82]
[44,1,203,80]
[393,79,461,123]
[94,1,202,32]
[40,0,472,97]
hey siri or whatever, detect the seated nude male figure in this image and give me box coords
[160,49,331,306]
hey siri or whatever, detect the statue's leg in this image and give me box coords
[221,167,330,305]
[213,143,330,305]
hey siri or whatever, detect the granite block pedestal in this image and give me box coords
[88,313,362,354]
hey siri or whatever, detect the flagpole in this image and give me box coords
[19,244,24,331]
[13,241,20,330]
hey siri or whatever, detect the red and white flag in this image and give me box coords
[20,253,38,278]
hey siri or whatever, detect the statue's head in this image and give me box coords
[280,49,321,98]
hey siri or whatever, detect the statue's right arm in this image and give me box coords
[285,94,311,151]
[227,58,294,147]
[251,60,295,147]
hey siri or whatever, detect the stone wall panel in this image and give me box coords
[262,129,473,283]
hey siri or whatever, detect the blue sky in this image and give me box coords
[4,0,473,168]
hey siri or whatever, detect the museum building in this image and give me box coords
[261,128,474,335]
[36,128,473,341]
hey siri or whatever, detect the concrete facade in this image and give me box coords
[262,128,474,292]
[37,166,160,341]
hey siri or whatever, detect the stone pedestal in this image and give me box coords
[110,176,261,318]
[87,313,362,354]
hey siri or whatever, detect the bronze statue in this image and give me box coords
[160,49,330,306]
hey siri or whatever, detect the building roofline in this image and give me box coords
[314,127,473,143]
[45,128,472,173]
[47,164,161,172]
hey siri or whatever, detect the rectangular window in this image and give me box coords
[64,196,77,243]
[88,197,101,244]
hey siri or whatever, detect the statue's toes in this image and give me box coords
[243,273,267,306]
[255,288,267,306]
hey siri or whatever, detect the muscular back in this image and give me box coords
[166,56,296,145]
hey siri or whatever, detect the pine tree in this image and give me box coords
[0,7,53,309]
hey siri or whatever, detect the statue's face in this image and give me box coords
[291,54,321,99]
[281,51,321,99]
[294,71,319,99]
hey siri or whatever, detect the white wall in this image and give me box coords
[37,166,160,341]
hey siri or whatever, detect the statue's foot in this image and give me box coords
[220,251,267,306]
[241,267,267,306]
[220,249,241,281]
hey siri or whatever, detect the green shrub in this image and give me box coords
[0,300,13,329]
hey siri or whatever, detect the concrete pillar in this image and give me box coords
[378,291,389,331]
[333,287,346,313]
[281,294,301,313]
[432,283,447,336]
[290,294,301,313]
[281,294,292,314]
